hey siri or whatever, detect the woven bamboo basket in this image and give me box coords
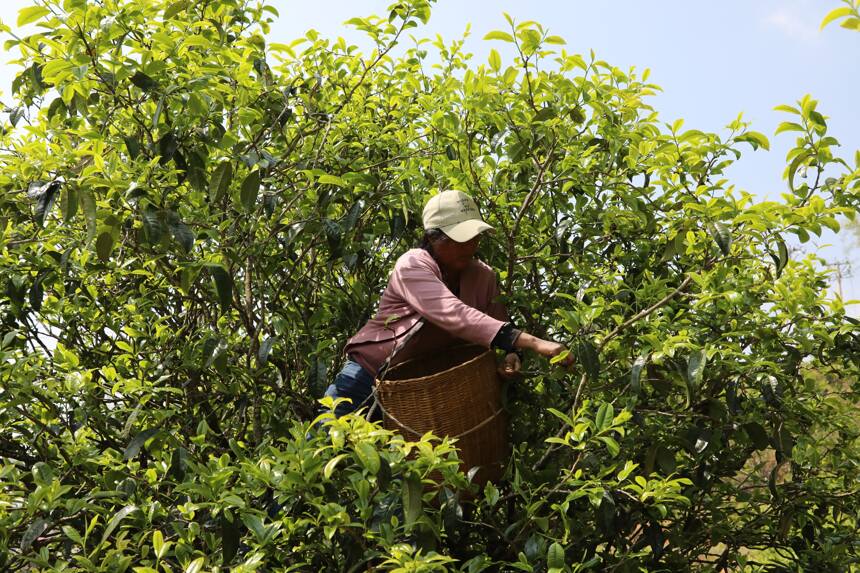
[375,344,508,486]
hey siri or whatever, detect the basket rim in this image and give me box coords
[376,343,493,387]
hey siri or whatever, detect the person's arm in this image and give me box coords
[513,332,575,366]
[391,255,506,348]
[484,273,571,372]
[393,253,573,366]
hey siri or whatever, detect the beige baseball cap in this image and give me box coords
[422,190,494,243]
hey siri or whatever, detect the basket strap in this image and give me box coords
[375,317,426,382]
[366,317,426,422]
[452,405,505,439]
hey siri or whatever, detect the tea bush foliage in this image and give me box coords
[1,1,859,571]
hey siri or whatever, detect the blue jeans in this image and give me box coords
[322,359,382,421]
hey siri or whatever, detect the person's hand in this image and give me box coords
[498,352,522,379]
[535,339,575,368]
[513,333,575,368]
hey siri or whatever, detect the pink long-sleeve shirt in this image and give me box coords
[344,248,508,375]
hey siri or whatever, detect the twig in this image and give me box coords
[599,274,694,351]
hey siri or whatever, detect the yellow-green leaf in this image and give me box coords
[483,30,514,42]
[184,557,205,573]
[820,6,852,30]
[18,6,50,27]
[488,49,501,72]
[738,130,770,151]
[318,174,347,187]
[96,231,114,262]
[775,121,804,136]
[323,454,349,479]
[354,442,380,475]
[773,104,799,115]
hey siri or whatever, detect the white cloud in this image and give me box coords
[763,5,819,43]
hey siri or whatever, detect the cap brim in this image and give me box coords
[440,219,494,242]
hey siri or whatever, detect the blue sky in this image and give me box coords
[1,0,858,312]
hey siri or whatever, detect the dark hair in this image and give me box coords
[419,228,447,251]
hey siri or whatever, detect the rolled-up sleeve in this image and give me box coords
[391,256,505,348]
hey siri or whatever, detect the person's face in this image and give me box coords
[432,233,482,272]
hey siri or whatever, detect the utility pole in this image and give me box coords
[828,260,852,300]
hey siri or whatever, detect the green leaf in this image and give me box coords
[96,231,114,262]
[79,188,97,243]
[240,170,260,211]
[124,136,141,160]
[184,557,205,573]
[484,30,514,42]
[787,151,812,191]
[32,462,54,486]
[775,121,804,135]
[656,446,676,474]
[545,35,566,45]
[595,403,614,431]
[568,106,586,124]
[21,518,49,551]
[240,514,265,541]
[576,340,600,381]
[324,454,349,479]
[164,0,190,20]
[744,422,770,450]
[687,349,707,388]
[124,429,160,460]
[220,514,240,564]
[771,239,789,278]
[737,131,770,151]
[808,110,827,129]
[62,525,84,547]
[546,407,573,426]
[630,355,647,395]
[820,6,852,30]
[598,435,620,456]
[355,442,380,474]
[488,48,501,72]
[99,505,138,548]
[402,475,423,527]
[773,104,800,115]
[546,541,565,569]
[61,185,78,223]
[775,425,794,459]
[533,106,556,122]
[323,218,342,258]
[141,206,164,245]
[152,530,165,558]
[707,221,732,256]
[318,174,347,187]
[209,161,233,202]
[17,6,50,27]
[200,336,222,368]
[768,462,782,500]
[207,264,233,313]
[840,16,860,30]
[33,181,61,227]
[597,490,616,535]
[9,106,23,127]
[169,219,194,253]
[130,71,156,92]
[29,274,45,312]
[258,336,276,366]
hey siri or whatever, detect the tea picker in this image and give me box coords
[323,190,574,482]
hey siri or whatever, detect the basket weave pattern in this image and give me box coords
[375,344,508,485]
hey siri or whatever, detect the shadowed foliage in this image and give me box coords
[0,1,859,570]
